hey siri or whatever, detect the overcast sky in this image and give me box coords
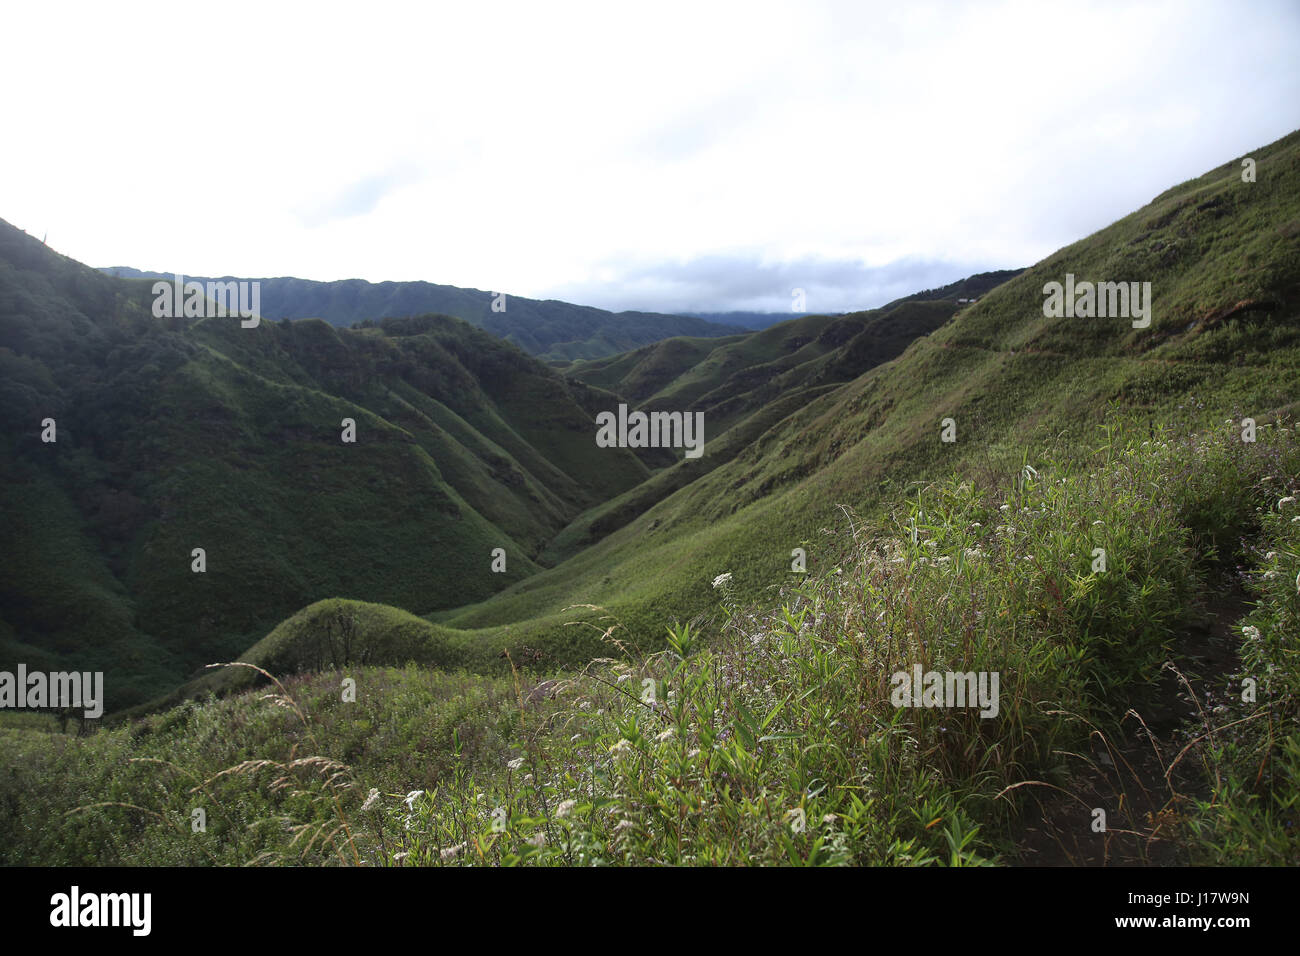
[3,0,1298,315]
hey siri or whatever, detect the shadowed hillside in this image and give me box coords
[1,228,657,707]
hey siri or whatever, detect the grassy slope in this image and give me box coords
[563,333,748,403]
[539,300,961,564]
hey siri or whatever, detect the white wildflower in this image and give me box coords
[526,832,547,848]
[403,790,424,810]
[712,572,733,589]
[1242,625,1262,642]
[361,788,380,812]
[556,799,577,819]
[610,738,633,754]
[507,757,525,771]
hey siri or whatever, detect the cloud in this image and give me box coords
[539,253,999,314]
[1,0,1297,311]
[627,78,785,165]
[295,166,423,228]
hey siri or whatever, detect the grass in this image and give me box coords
[4,416,1295,865]
[1185,485,1300,864]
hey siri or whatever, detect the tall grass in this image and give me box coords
[368,417,1300,865]
[1186,485,1300,864]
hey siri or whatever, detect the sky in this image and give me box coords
[3,0,1298,315]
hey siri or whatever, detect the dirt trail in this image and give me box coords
[1012,584,1246,865]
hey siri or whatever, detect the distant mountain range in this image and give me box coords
[678,272,1025,331]
[679,311,816,330]
[98,267,743,362]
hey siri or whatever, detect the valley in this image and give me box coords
[1,129,1297,868]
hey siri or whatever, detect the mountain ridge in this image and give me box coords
[98,266,745,361]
